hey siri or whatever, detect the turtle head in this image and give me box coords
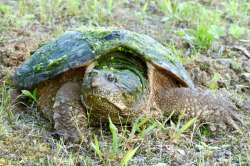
[81,53,149,123]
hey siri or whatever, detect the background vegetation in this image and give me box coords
[0,0,249,165]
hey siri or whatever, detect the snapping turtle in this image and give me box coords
[13,29,242,142]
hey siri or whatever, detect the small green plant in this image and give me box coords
[106,0,114,15]
[208,73,221,90]
[91,134,103,160]
[199,125,212,137]
[171,117,197,141]
[247,154,250,166]
[156,0,176,16]
[109,117,119,157]
[0,83,13,122]
[89,117,141,163]
[120,146,139,166]
[0,4,14,32]
[165,112,197,142]
[38,0,47,24]
[196,141,220,163]
[0,4,11,15]
[208,25,225,40]
[50,0,63,17]
[176,2,204,23]
[81,0,108,25]
[175,2,221,26]
[66,0,80,16]
[21,89,38,103]
[223,0,249,19]
[18,0,27,16]
[141,0,149,13]
[190,24,214,50]
[130,116,149,138]
[229,24,246,39]
[129,116,157,139]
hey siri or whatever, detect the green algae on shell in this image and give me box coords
[13,28,194,89]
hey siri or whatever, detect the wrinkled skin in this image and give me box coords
[81,52,149,124]
[82,68,148,124]
[48,53,242,143]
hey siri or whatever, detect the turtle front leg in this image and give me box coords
[156,88,243,131]
[52,81,88,143]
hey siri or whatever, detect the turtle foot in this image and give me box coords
[159,88,244,132]
[53,81,88,143]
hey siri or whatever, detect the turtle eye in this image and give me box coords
[107,73,117,82]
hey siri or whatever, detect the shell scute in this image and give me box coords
[13,29,194,89]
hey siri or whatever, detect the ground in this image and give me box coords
[0,0,250,165]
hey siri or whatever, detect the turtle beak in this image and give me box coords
[87,69,105,88]
[112,101,127,111]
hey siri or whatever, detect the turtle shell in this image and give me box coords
[13,28,194,89]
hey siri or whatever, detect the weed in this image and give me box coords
[196,141,220,164]
[208,25,225,40]
[247,154,250,166]
[174,2,222,26]
[141,0,149,13]
[50,0,63,18]
[129,116,157,139]
[0,3,11,14]
[0,83,11,134]
[120,146,139,166]
[0,83,13,122]
[176,2,205,24]
[199,125,212,137]
[109,117,119,157]
[229,24,246,39]
[223,0,250,20]
[170,117,197,141]
[164,42,198,64]
[91,134,103,160]
[38,0,47,24]
[18,0,26,16]
[129,116,150,138]
[208,73,221,90]
[156,0,176,16]
[66,0,80,16]
[189,24,215,50]
[106,0,114,15]
[21,89,38,103]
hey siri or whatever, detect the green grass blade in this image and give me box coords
[109,117,119,155]
[172,117,197,140]
[120,146,139,166]
[90,135,103,159]
[21,89,37,102]
[139,122,157,138]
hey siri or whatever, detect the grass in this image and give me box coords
[0,83,13,123]
[229,24,247,39]
[21,89,38,103]
[0,0,249,165]
[208,73,221,90]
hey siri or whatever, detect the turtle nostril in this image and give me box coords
[91,78,99,88]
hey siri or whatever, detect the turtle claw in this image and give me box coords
[224,111,244,132]
[202,110,243,133]
[205,105,244,133]
[50,129,83,143]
